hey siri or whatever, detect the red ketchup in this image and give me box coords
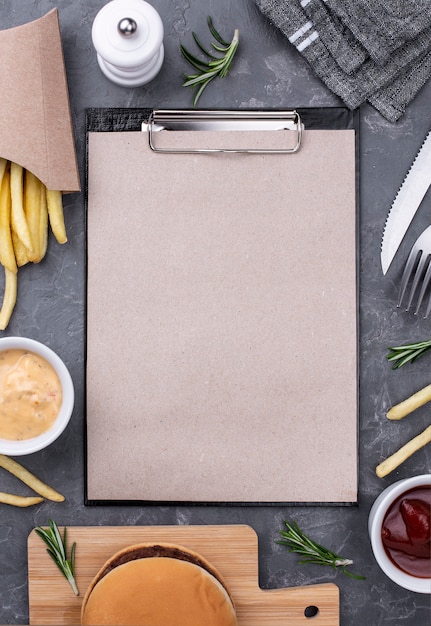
[381,485,431,578]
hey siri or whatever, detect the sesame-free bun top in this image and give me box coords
[81,542,238,626]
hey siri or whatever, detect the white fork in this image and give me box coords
[398,225,431,318]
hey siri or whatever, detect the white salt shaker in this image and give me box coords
[92,0,164,87]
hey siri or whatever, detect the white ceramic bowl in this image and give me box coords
[0,336,74,455]
[368,474,431,594]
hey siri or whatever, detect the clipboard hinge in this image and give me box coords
[143,109,303,154]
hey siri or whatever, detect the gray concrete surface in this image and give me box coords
[0,1,430,624]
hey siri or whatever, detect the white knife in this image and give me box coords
[381,130,431,275]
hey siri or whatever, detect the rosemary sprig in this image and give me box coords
[180,16,239,107]
[386,338,431,369]
[35,520,79,595]
[277,521,365,580]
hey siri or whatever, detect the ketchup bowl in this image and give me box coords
[368,474,431,594]
[0,337,74,456]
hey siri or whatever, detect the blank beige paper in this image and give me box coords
[86,127,357,503]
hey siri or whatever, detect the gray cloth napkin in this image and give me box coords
[326,0,431,65]
[255,0,431,121]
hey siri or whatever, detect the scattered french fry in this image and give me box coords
[387,383,431,420]
[0,492,43,507]
[0,169,17,273]
[0,454,65,502]
[46,188,67,244]
[376,424,431,478]
[0,268,17,330]
[10,161,33,253]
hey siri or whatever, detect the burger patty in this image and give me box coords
[93,543,230,598]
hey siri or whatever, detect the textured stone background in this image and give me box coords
[0,1,430,624]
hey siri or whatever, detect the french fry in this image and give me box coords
[376,425,431,478]
[0,492,43,507]
[0,169,17,273]
[0,161,68,330]
[38,182,48,261]
[0,454,65,502]
[0,491,43,507]
[0,157,7,190]
[24,169,42,263]
[10,162,33,253]
[387,383,431,420]
[0,267,17,331]
[46,188,67,244]
[12,230,29,267]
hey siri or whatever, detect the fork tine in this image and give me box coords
[397,247,420,308]
[414,255,431,314]
[425,289,431,318]
[406,251,428,311]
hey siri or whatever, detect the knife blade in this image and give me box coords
[381,130,431,275]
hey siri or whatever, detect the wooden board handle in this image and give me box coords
[235,584,339,624]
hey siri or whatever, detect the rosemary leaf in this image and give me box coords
[192,76,217,107]
[207,16,230,47]
[277,521,365,580]
[180,45,210,72]
[192,32,217,59]
[35,520,79,596]
[182,70,218,88]
[180,17,239,106]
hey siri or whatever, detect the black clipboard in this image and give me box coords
[85,107,360,506]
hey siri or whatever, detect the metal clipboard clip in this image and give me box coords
[143,109,303,154]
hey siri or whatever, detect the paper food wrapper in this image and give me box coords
[0,9,79,192]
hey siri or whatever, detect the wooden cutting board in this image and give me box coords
[28,524,339,625]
